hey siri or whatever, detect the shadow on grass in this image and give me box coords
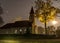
[0,34,58,40]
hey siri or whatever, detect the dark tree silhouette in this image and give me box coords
[0,6,3,14]
[0,4,4,26]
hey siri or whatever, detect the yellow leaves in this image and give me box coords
[37,8,56,23]
[35,0,58,24]
[38,16,43,22]
[50,8,56,16]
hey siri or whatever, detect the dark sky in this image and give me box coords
[0,0,35,24]
[0,0,60,27]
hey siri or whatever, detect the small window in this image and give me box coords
[20,29,22,32]
[14,30,17,34]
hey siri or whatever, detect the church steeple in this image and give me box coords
[29,7,34,23]
[29,7,36,34]
[30,7,34,14]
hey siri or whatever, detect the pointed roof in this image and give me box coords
[30,7,34,14]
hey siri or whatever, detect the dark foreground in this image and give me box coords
[0,34,60,43]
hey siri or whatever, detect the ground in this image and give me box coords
[0,34,60,43]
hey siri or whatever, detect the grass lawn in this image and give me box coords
[0,34,60,43]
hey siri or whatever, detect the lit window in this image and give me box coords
[20,29,22,32]
[15,30,17,34]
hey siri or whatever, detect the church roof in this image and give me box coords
[0,20,32,29]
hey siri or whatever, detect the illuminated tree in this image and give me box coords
[35,0,60,34]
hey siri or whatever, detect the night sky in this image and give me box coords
[0,0,34,24]
[0,0,60,27]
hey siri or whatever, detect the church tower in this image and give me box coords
[29,7,36,34]
[29,7,34,23]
